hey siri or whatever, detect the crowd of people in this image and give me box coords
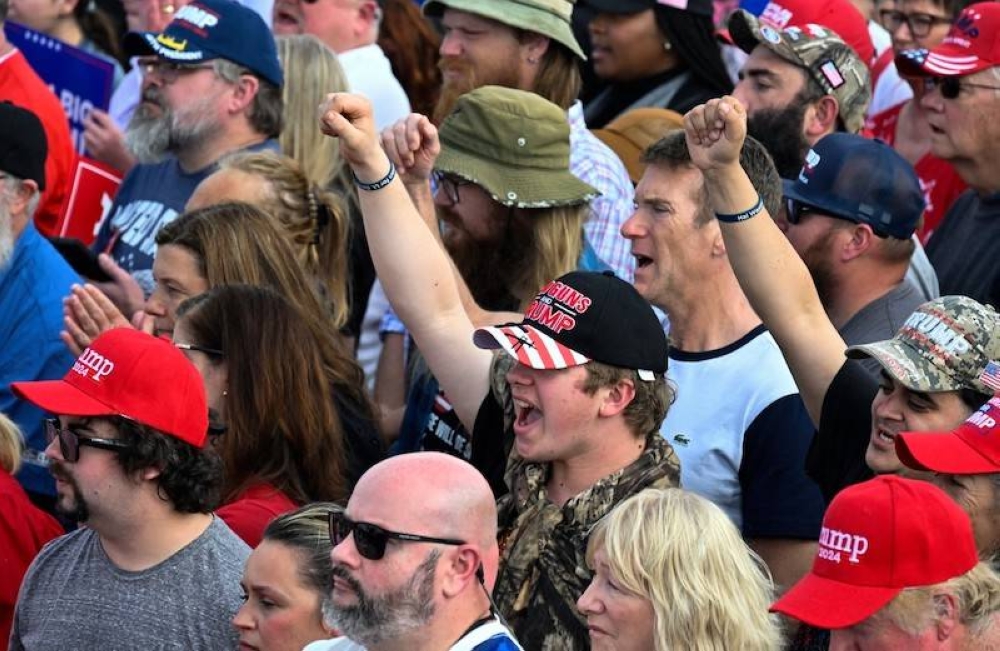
[3,0,1000,649]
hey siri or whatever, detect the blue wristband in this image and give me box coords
[353,161,396,191]
[715,197,764,223]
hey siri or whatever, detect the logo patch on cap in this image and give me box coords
[820,60,846,89]
[980,361,1000,392]
[173,3,219,34]
[902,310,972,360]
[798,149,821,183]
[761,2,792,29]
[155,34,188,51]
[760,24,783,44]
[524,280,593,334]
[73,347,116,383]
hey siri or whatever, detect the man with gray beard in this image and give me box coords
[0,102,79,511]
[90,0,283,314]
[306,452,522,651]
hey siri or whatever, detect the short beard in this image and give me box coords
[323,549,439,646]
[0,196,14,269]
[443,208,533,311]
[49,460,91,522]
[798,226,841,309]
[126,88,220,163]
[746,95,814,179]
[433,55,521,124]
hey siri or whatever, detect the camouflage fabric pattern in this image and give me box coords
[847,296,1000,393]
[728,9,871,134]
[493,436,681,651]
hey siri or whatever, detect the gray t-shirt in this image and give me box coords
[839,280,925,376]
[10,516,249,651]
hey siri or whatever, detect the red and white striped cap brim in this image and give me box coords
[473,324,589,370]
[922,50,992,75]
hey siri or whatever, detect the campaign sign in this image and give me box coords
[4,22,114,155]
[58,157,122,245]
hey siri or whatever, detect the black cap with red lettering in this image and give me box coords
[473,271,668,381]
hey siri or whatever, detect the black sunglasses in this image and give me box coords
[928,76,1000,100]
[785,198,890,238]
[328,511,466,560]
[174,342,224,357]
[44,418,131,463]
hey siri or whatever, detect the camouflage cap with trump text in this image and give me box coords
[728,9,871,134]
[847,296,1000,395]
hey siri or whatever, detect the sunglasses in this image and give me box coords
[926,76,1000,100]
[328,511,466,560]
[44,418,131,463]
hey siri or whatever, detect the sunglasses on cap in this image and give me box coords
[328,511,466,560]
[44,418,131,463]
[926,76,1000,100]
[784,197,888,238]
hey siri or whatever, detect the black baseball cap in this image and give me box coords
[579,0,713,18]
[0,102,47,190]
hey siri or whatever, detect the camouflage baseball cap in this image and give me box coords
[847,296,1000,394]
[728,9,871,134]
[423,0,585,60]
[435,85,598,208]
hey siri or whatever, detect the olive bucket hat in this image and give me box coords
[435,85,599,208]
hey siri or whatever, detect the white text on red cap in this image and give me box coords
[74,348,115,382]
[819,526,870,564]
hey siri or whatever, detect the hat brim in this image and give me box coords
[11,379,118,418]
[846,338,961,393]
[578,0,650,14]
[896,45,994,78]
[423,0,586,60]
[782,178,857,221]
[473,323,590,370]
[435,148,599,209]
[896,430,1000,474]
[770,571,901,629]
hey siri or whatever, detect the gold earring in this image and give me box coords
[162,3,174,13]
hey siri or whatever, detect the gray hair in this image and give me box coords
[212,59,283,138]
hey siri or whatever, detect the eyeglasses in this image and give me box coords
[174,343,224,357]
[139,58,216,83]
[926,76,1000,99]
[328,511,466,560]
[878,9,951,37]
[432,171,472,205]
[44,418,131,463]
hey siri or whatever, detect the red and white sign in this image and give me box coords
[56,156,121,245]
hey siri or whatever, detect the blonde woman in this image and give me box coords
[578,488,783,651]
[0,413,63,646]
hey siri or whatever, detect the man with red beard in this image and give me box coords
[422,0,636,282]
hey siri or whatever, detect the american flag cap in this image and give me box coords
[895,3,1000,78]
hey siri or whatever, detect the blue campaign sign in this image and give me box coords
[4,21,114,154]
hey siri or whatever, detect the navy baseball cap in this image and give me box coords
[783,133,925,240]
[124,0,283,87]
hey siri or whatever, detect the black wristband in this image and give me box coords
[715,197,764,223]
[353,161,396,191]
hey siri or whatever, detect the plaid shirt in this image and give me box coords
[567,102,636,283]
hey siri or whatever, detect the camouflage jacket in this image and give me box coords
[493,435,681,651]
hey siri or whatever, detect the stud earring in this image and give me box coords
[663,41,672,51]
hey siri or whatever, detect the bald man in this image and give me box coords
[321,452,520,651]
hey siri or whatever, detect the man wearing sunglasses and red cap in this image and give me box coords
[8,327,249,650]
[315,452,521,651]
[898,2,1000,309]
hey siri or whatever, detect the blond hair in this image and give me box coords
[513,203,587,310]
[276,35,356,198]
[587,488,783,651]
[877,562,1000,637]
[217,151,352,329]
[0,412,24,474]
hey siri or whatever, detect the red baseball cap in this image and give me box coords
[770,476,978,629]
[11,328,209,448]
[896,3,1000,77]
[896,394,1000,474]
[755,0,875,66]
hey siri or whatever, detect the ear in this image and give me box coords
[933,592,960,641]
[599,377,637,419]
[441,547,481,599]
[227,74,260,116]
[57,0,81,18]
[520,31,551,65]
[840,223,874,262]
[357,0,379,31]
[140,464,163,482]
[804,95,840,139]
[6,178,38,231]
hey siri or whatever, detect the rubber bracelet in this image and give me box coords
[715,197,764,223]
[353,161,396,191]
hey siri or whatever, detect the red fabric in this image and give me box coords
[0,49,75,237]
[216,484,299,548]
[867,103,968,243]
[0,470,63,650]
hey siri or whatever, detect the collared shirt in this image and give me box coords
[567,102,635,282]
[338,43,411,131]
[494,433,681,651]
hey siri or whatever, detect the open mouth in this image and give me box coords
[273,7,300,29]
[634,253,653,269]
[513,399,542,430]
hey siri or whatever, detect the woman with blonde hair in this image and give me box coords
[186,151,352,330]
[578,488,783,651]
[1,413,63,648]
